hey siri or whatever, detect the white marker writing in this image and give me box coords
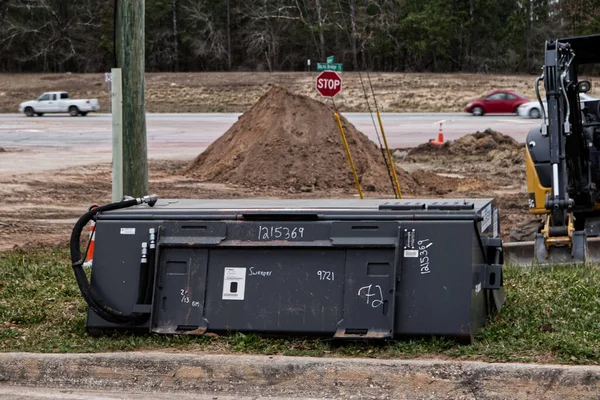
[357,284,384,308]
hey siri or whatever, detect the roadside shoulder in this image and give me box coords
[1,352,599,399]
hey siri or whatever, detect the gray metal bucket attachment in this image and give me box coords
[503,236,600,266]
[84,198,505,341]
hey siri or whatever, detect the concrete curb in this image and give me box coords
[0,352,599,399]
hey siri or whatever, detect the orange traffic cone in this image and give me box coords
[83,204,99,267]
[429,121,445,146]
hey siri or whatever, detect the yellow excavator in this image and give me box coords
[506,34,600,264]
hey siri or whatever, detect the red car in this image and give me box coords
[464,90,529,116]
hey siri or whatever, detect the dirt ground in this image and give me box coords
[1,71,585,114]
[0,85,539,251]
[399,138,536,240]
[186,86,418,193]
[0,143,535,252]
[0,159,369,251]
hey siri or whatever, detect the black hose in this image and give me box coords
[70,196,157,324]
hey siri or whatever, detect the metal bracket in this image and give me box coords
[333,327,392,339]
[482,264,502,290]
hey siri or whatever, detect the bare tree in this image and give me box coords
[226,0,231,70]
[239,0,300,70]
[0,0,106,72]
[348,0,358,68]
[0,0,592,74]
[182,0,228,67]
[172,0,179,71]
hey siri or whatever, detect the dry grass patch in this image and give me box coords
[3,72,592,114]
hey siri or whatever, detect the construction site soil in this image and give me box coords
[0,89,539,252]
[186,86,417,193]
[407,128,523,156]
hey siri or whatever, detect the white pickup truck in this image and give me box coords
[18,92,100,117]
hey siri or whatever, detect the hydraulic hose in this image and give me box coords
[70,195,158,324]
[535,73,547,136]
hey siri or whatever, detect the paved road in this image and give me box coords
[0,113,540,176]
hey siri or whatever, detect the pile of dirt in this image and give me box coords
[489,148,525,167]
[411,170,495,196]
[186,86,418,194]
[411,170,460,195]
[496,193,541,241]
[509,218,543,242]
[407,129,522,157]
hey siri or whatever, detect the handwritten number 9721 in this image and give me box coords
[317,270,334,281]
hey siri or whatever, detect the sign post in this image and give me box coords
[111,68,123,202]
[314,71,362,198]
[105,72,112,113]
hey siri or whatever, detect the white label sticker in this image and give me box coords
[481,204,492,232]
[120,228,136,235]
[493,208,499,238]
[222,267,246,300]
[404,249,419,258]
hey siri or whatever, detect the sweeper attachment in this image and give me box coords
[71,197,505,343]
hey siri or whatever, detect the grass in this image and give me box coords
[0,72,545,114]
[1,247,600,364]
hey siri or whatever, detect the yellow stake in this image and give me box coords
[377,111,402,199]
[334,112,364,199]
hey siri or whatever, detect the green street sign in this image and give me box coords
[316,63,343,71]
[326,55,335,64]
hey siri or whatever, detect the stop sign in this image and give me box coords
[316,71,342,97]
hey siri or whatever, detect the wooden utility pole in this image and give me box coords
[115,0,148,197]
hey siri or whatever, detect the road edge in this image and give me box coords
[0,352,599,399]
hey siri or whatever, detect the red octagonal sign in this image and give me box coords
[316,71,342,97]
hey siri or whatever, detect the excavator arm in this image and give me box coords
[506,35,600,264]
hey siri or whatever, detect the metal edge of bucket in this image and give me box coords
[502,241,535,267]
[503,237,600,267]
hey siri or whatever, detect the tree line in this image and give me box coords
[0,0,599,74]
